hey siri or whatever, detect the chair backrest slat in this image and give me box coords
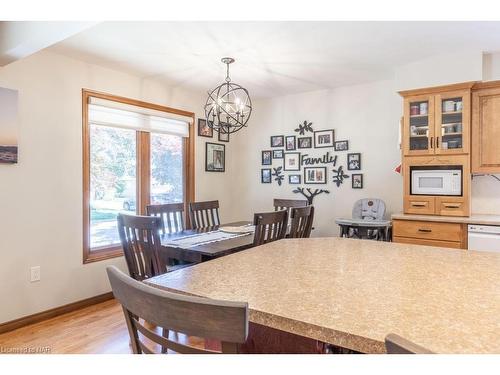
[117,214,164,281]
[253,210,288,246]
[385,334,433,354]
[289,206,315,238]
[146,203,185,234]
[107,266,249,354]
[189,200,220,229]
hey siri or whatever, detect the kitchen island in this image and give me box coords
[146,237,500,353]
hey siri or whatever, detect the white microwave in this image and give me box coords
[410,166,462,196]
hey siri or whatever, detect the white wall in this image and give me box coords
[394,51,483,91]
[230,80,403,236]
[0,50,233,323]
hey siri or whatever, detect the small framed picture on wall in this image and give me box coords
[304,166,327,184]
[334,140,349,151]
[313,129,335,148]
[205,142,225,172]
[298,137,312,149]
[218,131,229,142]
[347,153,361,170]
[262,150,272,165]
[198,119,213,138]
[270,135,284,148]
[285,135,296,151]
[273,149,284,159]
[261,168,272,183]
[284,152,301,171]
[352,173,363,189]
[288,174,301,184]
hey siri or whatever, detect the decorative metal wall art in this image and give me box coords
[292,187,330,204]
[295,120,313,135]
[332,166,350,187]
[272,166,284,186]
[259,120,364,192]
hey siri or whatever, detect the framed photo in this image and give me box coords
[272,149,284,159]
[352,173,363,189]
[218,130,229,142]
[262,150,272,165]
[334,140,349,151]
[297,137,312,149]
[285,135,296,151]
[198,118,213,138]
[205,142,225,172]
[288,174,301,184]
[270,135,284,148]
[313,129,335,148]
[261,168,272,183]
[304,167,327,184]
[347,153,361,170]
[0,88,19,164]
[284,152,301,171]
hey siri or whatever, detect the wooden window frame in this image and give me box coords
[82,89,195,264]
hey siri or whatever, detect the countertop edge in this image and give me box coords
[145,278,386,354]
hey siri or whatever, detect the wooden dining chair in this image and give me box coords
[146,203,185,234]
[189,200,221,229]
[253,210,288,246]
[117,213,164,281]
[273,198,308,216]
[289,206,315,238]
[385,333,433,354]
[107,265,249,354]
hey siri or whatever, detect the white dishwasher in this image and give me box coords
[468,225,500,253]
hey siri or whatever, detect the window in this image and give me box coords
[82,90,195,263]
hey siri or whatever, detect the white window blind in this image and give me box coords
[88,97,191,137]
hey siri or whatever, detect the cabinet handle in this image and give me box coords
[430,137,434,149]
[436,137,440,148]
[418,228,432,233]
[411,202,427,207]
[444,204,460,209]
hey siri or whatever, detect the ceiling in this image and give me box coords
[48,21,500,98]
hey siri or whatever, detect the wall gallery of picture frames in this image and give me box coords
[259,120,364,201]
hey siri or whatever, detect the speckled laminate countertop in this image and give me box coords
[391,213,500,225]
[145,238,500,354]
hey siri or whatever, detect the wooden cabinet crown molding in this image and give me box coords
[472,80,500,91]
[398,81,477,98]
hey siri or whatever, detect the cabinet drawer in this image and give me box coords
[404,196,435,215]
[436,197,468,217]
[393,220,463,242]
[393,236,463,249]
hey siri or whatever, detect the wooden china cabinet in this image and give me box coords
[399,82,474,218]
[401,83,472,157]
[395,81,500,249]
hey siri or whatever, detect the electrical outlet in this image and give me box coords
[30,266,41,282]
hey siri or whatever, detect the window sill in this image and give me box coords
[83,245,123,264]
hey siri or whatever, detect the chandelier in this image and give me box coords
[204,57,252,134]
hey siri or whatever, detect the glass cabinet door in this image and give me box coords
[404,96,434,155]
[435,91,470,155]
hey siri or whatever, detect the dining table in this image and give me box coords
[146,237,500,354]
[159,221,255,264]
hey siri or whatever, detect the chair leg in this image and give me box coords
[161,328,169,353]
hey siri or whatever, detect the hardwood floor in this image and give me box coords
[0,299,201,354]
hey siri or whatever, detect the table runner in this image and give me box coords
[163,230,252,248]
